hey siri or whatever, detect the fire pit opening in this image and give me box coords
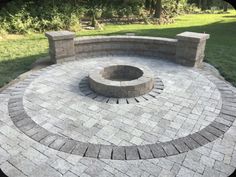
[101,65,143,81]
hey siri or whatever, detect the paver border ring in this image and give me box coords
[8,63,236,160]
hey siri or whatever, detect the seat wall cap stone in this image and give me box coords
[45,31,76,41]
[176,31,210,42]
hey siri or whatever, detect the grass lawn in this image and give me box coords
[0,11,236,88]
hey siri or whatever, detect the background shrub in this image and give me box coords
[0,0,83,34]
[0,0,230,34]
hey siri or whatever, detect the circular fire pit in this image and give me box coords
[88,64,154,98]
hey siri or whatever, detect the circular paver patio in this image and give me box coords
[1,56,236,177]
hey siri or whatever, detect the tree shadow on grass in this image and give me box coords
[223,15,236,18]
[0,53,47,88]
[97,20,235,39]
[78,20,235,45]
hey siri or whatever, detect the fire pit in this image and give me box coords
[88,64,154,98]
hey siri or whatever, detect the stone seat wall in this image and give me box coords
[45,31,210,67]
[74,36,177,61]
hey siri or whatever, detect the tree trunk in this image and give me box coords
[176,0,180,10]
[223,1,228,12]
[91,13,96,27]
[150,0,155,15]
[201,0,207,11]
[198,0,202,9]
[154,0,162,18]
[176,0,180,5]
[145,0,151,10]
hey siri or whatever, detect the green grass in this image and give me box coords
[0,11,236,88]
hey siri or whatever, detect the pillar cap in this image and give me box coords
[176,32,210,42]
[45,31,75,41]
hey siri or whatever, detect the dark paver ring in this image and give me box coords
[8,64,236,160]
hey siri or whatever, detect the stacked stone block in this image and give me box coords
[45,31,76,63]
[176,31,210,67]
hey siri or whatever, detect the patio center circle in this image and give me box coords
[89,64,154,98]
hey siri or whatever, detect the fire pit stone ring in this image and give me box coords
[88,64,155,98]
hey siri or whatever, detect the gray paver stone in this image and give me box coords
[190,133,209,146]
[198,129,217,142]
[211,121,229,132]
[221,109,236,118]
[149,144,166,158]
[205,125,224,137]
[138,145,153,159]
[99,145,112,159]
[182,136,201,150]
[71,143,89,156]
[11,113,30,123]
[31,129,50,142]
[40,134,60,146]
[20,122,37,132]
[112,146,125,160]
[60,139,78,153]
[85,144,101,158]
[172,139,190,153]
[15,118,33,128]
[221,113,235,123]
[125,146,140,160]
[24,125,43,137]
[49,137,67,150]
[161,142,179,156]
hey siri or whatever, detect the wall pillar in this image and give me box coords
[45,31,76,63]
[176,32,210,67]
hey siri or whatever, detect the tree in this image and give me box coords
[145,0,151,10]
[77,0,108,27]
[176,0,180,10]
[154,0,162,18]
[201,0,207,10]
[224,0,236,9]
[223,1,228,12]
[198,0,201,9]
